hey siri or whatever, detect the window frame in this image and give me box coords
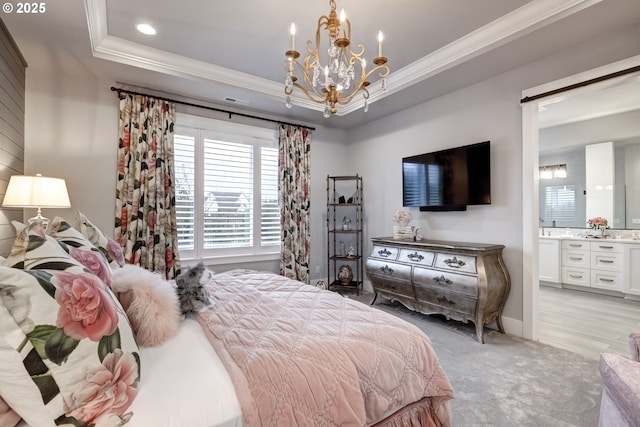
[175,113,280,263]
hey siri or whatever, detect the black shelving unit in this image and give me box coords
[326,175,363,295]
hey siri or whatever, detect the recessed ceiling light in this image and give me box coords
[136,23,156,35]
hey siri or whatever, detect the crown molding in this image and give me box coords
[339,0,603,115]
[84,0,602,116]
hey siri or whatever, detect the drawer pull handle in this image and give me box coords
[599,278,614,283]
[407,252,424,262]
[432,275,453,286]
[380,265,394,275]
[569,274,583,279]
[599,246,614,249]
[569,243,583,247]
[599,259,615,264]
[436,296,456,306]
[378,248,392,257]
[569,257,582,261]
[444,256,466,268]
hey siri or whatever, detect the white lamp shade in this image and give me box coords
[2,175,71,208]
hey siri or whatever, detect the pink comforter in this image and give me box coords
[197,272,453,426]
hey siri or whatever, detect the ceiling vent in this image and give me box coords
[223,96,249,106]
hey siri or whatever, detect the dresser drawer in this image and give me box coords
[434,253,476,274]
[370,245,399,260]
[413,267,478,297]
[398,249,435,266]
[562,240,589,250]
[371,278,416,301]
[590,270,623,291]
[366,260,411,282]
[562,249,590,268]
[590,241,623,254]
[562,267,590,287]
[590,252,623,272]
[414,286,477,318]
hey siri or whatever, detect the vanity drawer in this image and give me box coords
[414,286,477,318]
[366,260,411,282]
[590,242,623,254]
[413,267,478,297]
[562,240,589,250]
[590,252,623,272]
[434,253,476,274]
[398,249,435,266]
[590,270,623,291]
[562,250,590,268]
[562,267,590,287]
[370,245,399,260]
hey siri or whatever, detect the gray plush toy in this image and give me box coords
[175,263,214,317]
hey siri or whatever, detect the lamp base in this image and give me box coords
[28,212,49,230]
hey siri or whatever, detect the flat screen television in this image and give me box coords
[402,141,491,211]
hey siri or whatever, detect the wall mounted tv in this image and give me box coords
[402,141,491,211]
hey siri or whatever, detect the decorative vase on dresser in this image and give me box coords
[366,237,511,343]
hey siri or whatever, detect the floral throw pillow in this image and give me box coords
[3,223,112,286]
[78,211,126,268]
[47,217,113,286]
[0,266,140,426]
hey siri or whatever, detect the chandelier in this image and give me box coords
[284,0,390,118]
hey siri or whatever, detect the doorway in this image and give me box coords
[521,54,640,342]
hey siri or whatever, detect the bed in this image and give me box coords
[0,217,454,427]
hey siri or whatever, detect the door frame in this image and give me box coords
[521,54,640,340]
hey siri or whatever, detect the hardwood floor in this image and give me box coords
[539,285,640,360]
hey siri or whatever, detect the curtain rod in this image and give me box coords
[110,87,316,131]
[520,65,640,103]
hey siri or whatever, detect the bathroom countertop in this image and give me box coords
[539,234,640,244]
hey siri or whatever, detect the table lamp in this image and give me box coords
[2,174,71,229]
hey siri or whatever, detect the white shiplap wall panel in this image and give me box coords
[0,18,26,256]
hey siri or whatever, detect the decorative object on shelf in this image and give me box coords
[338,264,353,285]
[314,280,328,290]
[284,0,390,118]
[342,216,352,230]
[588,216,609,236]
[392,209,413,240]
[338,240,345,257]
[347,244,356,258]
[338,195,346,204]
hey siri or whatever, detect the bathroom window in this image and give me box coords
[544,185,576,225]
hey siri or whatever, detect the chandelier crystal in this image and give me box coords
[284,0,390,117]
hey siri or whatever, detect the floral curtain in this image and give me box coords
[115,93,181,279]
[279,124,312,283]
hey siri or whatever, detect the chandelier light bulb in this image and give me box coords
[377,31,384,57]
[290,23,296,50]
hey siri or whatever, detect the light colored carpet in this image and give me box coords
[349,292,602,427]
